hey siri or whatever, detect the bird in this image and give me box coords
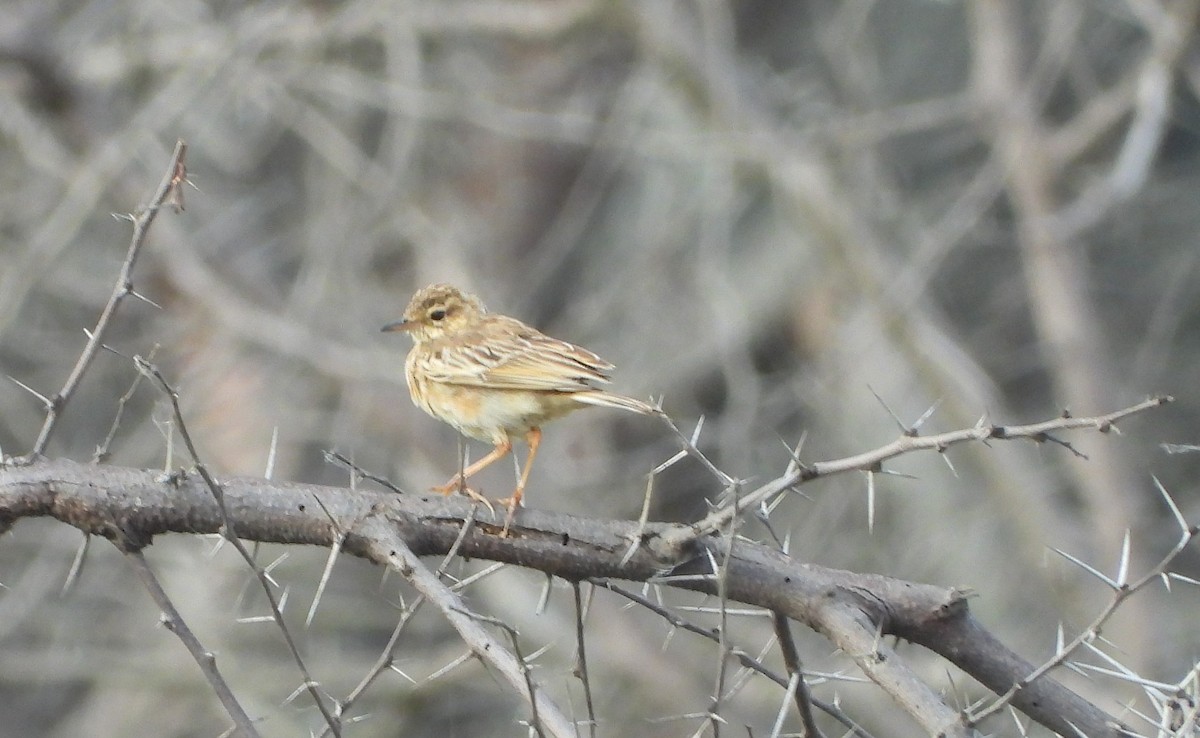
[382,283,659,533]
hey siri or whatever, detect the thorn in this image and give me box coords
[102,344,126,357]
[1152,476,1187,533]
[389,664,418,684]
[618,538,641,567]
[940,450,958,477]
[1051,547,1117,589]
[1165,571,1200,587]
[61,533,91,596]
[649,448,688,475]
[911,398,942,432]
[1037,432,1088,460]
[866,470,876,534]
[129,289,163,310]
[1158,443,1199,454]
[265,427,280,480]
[754,502,786,550]
[782,430,809,476]
[869,385,911,435]
[322,448,404,494]
[8,375,52,407]
[1115,530,1131,588]
[703,547,720,577]
[85,334,128,359]
[306,534,344,628]
[536,572,553,615]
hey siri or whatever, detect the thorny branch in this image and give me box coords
[358,523,576,738]
[658,395,1173,550]
[137,359,344,737]
[773,612,823,738]
[3,423,1175,737]
[315,509,479,737]
[572,581,597,738]
[592,580,870,738]
[124,548,259,738]
[967,478,1200,729]
[25,140,187,457]
[0,5,1194,738]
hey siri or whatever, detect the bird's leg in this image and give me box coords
[433,438,513,491]
[500,427,542,536]
[434,438,512,515]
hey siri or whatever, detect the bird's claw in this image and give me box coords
[432,482,497,517]
[464,488,497,517]
[494,495,523,537]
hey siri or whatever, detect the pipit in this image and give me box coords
[382,283,658,533]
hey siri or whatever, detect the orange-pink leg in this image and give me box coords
[433,437,513,514]
[500,428,542,535]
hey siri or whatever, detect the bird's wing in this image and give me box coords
[419,318,615,392]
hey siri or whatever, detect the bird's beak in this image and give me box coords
[381,319,413,333]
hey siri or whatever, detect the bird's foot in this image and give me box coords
[494,493,523,538]
[432,482,496,517]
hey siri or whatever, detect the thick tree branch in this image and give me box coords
[0,457,1134,737]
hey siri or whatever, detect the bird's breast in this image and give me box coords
[408,378,581,443]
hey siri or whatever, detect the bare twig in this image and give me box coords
[60,533,91,596]
[93,344,159,463]
[966,480,1200,727]
[621,434,691,566]
[773,612,823,738]
[572,581,597,738]
[305,498,347,628]
[359,523,576,738]
[124,547,259,738]
[316,485,482,736]
[591,580,871,738]
[707,489,740,737]
[321,599,423,736]
[137,358,343,737]
[658,413,737,487]
[29,141,187,457]
[454,607,547,738]
[323,451,404,494]
[659,396,1172,549]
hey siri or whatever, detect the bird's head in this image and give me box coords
[381,283,487,342]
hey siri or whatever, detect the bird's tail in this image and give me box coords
[575,391,662,416]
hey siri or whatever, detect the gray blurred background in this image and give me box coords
[0,1,1198,736]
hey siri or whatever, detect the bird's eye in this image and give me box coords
[429,308,447,321]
